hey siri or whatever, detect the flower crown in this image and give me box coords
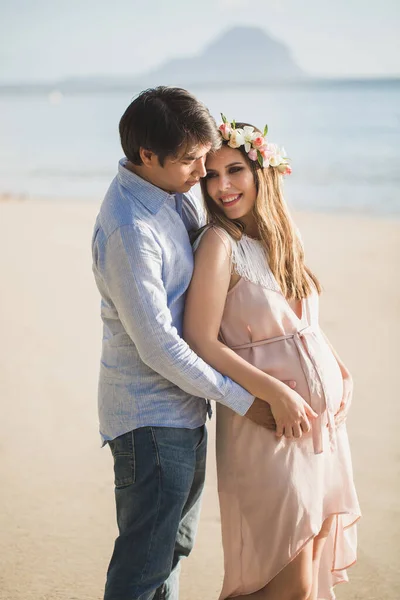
[218,114,292,175]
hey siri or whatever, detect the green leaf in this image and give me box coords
[220,113,227,124]
[257,150,264,167]
[263,124,268,137]
[232,119,236,129]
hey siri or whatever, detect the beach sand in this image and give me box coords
[0,200,399,600]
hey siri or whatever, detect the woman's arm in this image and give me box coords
[184,228,317,438]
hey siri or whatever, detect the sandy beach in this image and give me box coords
[0,199,399,600]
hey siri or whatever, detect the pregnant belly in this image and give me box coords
[305,332,344,414]
[235,332,343,415]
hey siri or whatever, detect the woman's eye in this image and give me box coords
[205,172,216,179]
[229,167,243,174]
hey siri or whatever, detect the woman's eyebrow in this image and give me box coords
[206,162,243,171]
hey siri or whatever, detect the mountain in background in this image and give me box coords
[134,26,305,86]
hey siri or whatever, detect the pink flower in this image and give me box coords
[247,148,258,161]
[259,145,274,160]
[252,136,265,150]
[277,163,292,175]
[219,122,232,141]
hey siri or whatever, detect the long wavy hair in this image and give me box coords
[199,122,321,300]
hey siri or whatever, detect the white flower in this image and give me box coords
[269,153,283,167]
[242,126,255,152]
[228,128,245,149]
[269,146,289,167]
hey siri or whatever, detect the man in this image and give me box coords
[92,86,266,600]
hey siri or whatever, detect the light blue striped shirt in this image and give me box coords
[92,158,254,444]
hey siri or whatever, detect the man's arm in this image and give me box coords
[98,222,254,416]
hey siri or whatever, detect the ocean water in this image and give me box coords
[1,81,399,215]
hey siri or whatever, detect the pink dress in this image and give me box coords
[196,227,360,600]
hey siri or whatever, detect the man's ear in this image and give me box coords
[139,147,157,167]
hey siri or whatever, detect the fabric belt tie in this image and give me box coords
[231,325,336,454]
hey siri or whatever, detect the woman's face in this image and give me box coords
[205,145,257,225]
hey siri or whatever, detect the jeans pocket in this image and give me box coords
[195,425,207,450]
[108,430,136,488]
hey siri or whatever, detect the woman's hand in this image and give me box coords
[269,380,318,439]
[334,373,353,427]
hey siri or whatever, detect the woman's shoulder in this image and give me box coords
[192,224,234,256]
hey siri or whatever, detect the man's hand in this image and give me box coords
[335,374,353,428]
[245,397,276,430]
[245,380,298,431]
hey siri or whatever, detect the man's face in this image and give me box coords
[149,143,212,194]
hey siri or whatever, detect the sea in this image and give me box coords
[1,80,399,216]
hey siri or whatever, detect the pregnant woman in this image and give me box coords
[184,117,360,600]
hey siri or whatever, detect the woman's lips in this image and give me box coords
[220,193,242,208]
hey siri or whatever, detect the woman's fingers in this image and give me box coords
[283,380,297,389]
[304,403,318,419]
[284,425,294,439]
[273,390,317,440]
[335,403,347,427]
[292,423,303,438]
[335,401,345,416]
[277,416,313,439]
[341,378,353,412]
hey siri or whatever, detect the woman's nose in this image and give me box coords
[219,175,232,191]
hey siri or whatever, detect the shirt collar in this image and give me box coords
[117,157,175,214]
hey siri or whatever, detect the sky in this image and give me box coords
[1,0,400,83]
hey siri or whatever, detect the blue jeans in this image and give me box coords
[104,425,207,600]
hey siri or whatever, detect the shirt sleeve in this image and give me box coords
[99,222,254,415]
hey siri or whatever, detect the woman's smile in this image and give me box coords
[219,193,242,208]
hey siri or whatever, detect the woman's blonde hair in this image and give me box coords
[199,122,321,300]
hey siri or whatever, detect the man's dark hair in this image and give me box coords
[119,86,221,166]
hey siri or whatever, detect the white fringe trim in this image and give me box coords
[193,226,280,292]
[230,234,280,291]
